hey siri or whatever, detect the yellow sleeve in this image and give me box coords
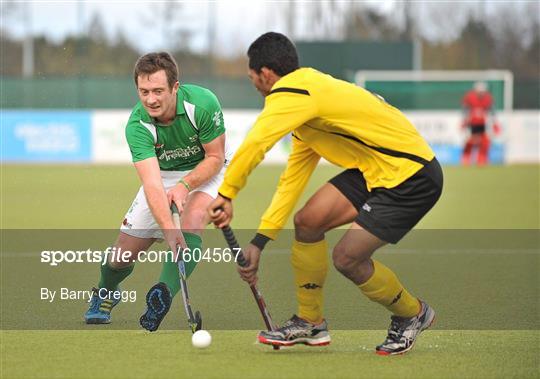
[257,136,320,240]
[219,90,317,199]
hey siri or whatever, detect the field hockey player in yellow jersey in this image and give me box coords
[209,32,443,355]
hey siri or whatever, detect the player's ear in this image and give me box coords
[260,67,279,85]
[172,81,180,93]
[260,67,273,80]
[260,68,281,90]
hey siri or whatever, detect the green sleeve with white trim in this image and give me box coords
[125,111,156,162]
[195,92,225,144]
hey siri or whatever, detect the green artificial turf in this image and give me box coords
[2,165,538,229]
[1,164,539,378]
[1,330,538,379]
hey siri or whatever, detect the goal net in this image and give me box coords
[354,70,513,111]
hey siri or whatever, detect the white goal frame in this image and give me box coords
[354,70,514,111]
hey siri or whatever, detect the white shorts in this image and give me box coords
[120,168,224,239]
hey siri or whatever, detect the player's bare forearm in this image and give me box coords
[143,183,188,251]
[181,135,225,189]
[134,158,175,231]
[144,184,175,230]
[166,153,223,213]
[182,155,223,189]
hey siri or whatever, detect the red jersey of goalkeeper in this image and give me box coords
[462,89,493,126]
[460,82,500,165]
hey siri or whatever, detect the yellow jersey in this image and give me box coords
[219,68,435,239]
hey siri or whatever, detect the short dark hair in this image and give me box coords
[133,52,179,89]
[247,32,299,76]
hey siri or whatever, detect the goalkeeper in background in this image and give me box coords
[209,32,443,356]
[461,81,501,166]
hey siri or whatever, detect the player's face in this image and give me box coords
[248,69,272,97]
[137,70,179,123]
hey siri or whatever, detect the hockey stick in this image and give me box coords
[221,225,279,350]
[171,203,202,333]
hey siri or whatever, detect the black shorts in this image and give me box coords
[329,158,443,244]
[470,124,486,134]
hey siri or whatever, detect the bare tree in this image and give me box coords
[414,2,470,43]
[342,2,400,40]
[0,1,34,77]
[488,3,538,77]
[88,12,107,43]
[139,1,192,51]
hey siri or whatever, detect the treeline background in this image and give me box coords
[1,1,538,108]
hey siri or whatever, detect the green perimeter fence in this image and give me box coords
[0,76,538,109]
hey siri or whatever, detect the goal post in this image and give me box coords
[354,70,513,111]
[353,70,514,165]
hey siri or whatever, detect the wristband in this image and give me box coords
[178,178,192,192]
[250,233,271,250]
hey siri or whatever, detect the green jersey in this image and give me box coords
[125,84,225,171]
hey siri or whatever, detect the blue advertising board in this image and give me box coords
[1,111,91,162]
